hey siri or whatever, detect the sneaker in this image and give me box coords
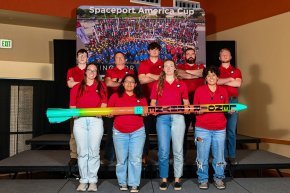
[159,182,168,190]
[214,180,226,190]
[119,185,128,191]
[229,157,238,165]
[130,186,139,193]
[68,158,78,166]
[174,182,182,190]
[198,182,208,190]
[76,183,88,192]
[88,183,97,192]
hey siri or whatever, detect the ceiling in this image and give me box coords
[0,9,75,31]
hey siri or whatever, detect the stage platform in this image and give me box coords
[25,133,261,148]
[1,149,290,178]
[0,133,288,179]
[26,134,70,147]
[0,150,70,173]
[0,178,290,193]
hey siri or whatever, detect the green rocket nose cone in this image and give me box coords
[233,103,248,111]
[46,108,81,123]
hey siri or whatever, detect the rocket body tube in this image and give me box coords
[47,103,247,123]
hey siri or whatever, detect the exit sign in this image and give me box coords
[0,39,12,49]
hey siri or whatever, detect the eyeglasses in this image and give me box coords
[86,69,97,73]
[124,81,136,84]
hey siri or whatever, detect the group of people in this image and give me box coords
[78,17,199,65]
[66,42,242,192]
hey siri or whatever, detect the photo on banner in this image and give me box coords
[76,6,206,77]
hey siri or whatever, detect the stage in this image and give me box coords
[1,134,290,192]
[0,178,290,193]
[1,134,290,179]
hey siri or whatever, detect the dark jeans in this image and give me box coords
[225,98,239,158]
[103,117,115,161]
[184,92,195,157]
[143,115,156,156]
[184,113,196,157]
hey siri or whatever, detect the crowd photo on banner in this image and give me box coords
[65,6,242,192]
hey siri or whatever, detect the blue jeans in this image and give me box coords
[113,127,145,187]
[156,114,185,178]
[195,127,226,183]
[225,98,238,158]
[73,117,103,184]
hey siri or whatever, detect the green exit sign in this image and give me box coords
[0,39,13,49]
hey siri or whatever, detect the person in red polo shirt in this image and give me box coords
[66,48,88,166]
[194,65,228,190]
[70,63,107,192]
[217,48,242,165]
[150,59,189,191]
[138,42,163,163]
[67,49,88,88]
[108,74,147,193]
[177,48,205,158]
[103,52,135,165]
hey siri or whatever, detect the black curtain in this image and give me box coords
[0,81,11,159]
[50,39,76,133]
[33,81,56,136]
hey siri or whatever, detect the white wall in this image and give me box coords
[0,23,75,80]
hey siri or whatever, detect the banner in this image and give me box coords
[76,6,206,77]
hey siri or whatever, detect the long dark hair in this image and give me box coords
[157,59,178,96]
[77,63,106,100]
[117,74,143,99]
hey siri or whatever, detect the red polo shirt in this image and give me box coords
[194,85,228,130]
[138,58,163,99]
[104,66,135,97]
[150,79,188,106]
[108,93,147,133]
[177,63,205,94]
[70,81,107,108]
[219,65,242,97]
[67,66,85,84]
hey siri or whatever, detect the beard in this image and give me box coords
[221,59,231,63]
[186,57,196,64]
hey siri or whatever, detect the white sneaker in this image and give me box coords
[214,180,226,190]
[77,183,88,192]
[88,183,97,192]
[119,185,128,191]
[199,182,208,190]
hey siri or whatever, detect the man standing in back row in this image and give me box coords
[217,48,242,165]
[66,48,88,166]
[177,48,204,158]
[104,51,135,165]
[138,42,163,163]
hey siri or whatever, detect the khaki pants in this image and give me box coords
[70,119,78,158]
